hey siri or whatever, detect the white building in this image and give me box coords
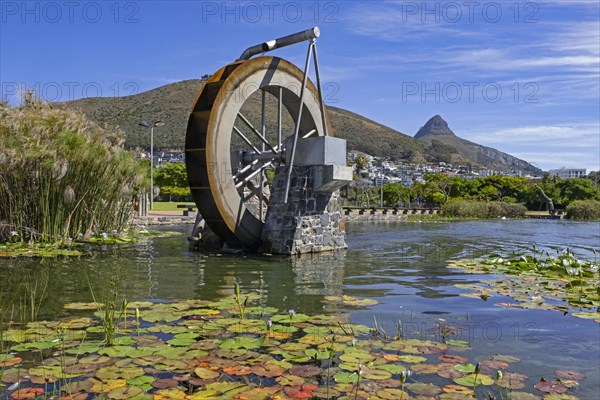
[548,168,586,179]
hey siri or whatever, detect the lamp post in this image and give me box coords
[139,120,164,210]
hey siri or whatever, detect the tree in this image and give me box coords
[556,178,600,205]
[154,162,192,201]
[382,183,411,206]
[354,154,369,175]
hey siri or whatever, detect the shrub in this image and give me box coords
[442,200,526,218]
[0,99,145,243]
[566,200,600,220]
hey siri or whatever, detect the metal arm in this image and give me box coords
[237,27,320,61]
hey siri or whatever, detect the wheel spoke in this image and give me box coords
[238,112,278,153]
[233,125,261,153]
[235,161,273,189]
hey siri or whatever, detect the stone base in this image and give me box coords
[260,165,347,255]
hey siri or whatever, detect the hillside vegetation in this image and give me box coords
[61,79,540,173]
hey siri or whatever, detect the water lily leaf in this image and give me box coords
[283,384,318,399]
[223,365,253,376]
[411,363,439,374]
[276,375,305,386]
[251,363,285,377]
[0,356,22,367]
[167,337,196,346]
[303,348,330,360]
[151,378,180,389]
[375,388,410,400]
[376,363,406,375]
[542,394,579,400]
[220,336,263,350]
[407,382,441,396]
[203,381,247,395]
[339,349,374,364]
[79,355,113,365]
[90,379,127,393]
[438,365,464,379]
[480,359,509,371]
[235,387,281,400]
[270,313,311,324]
[534,378,569,394]
[439,354,468,364]
[361,367,392,380]
[289,364,322,377]
[572,311,600,320]
[155,359,189,371]
[453,363,476,373]
[442,384,474,394]
[333,371,359,384]
[279,351,310,363]
[398,355,427,363]
[446,339,470,348]
[153,388,187,399]
[61,379,94,394]
[10,388,44,399]
[499,392,541,400]
[555,370,586,381]
[107,385,143,399]
[127,375,155,387]
[497,372,528,389]
[194,367,220,380]
[453,373,494,386]
[417,345,444,354]
[11,340,58,351]
[323,295,379,307]
[311,387,341,399]
[492,354,521,363]
[96,366,145,380]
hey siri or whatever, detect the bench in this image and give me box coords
[177,204,197,216]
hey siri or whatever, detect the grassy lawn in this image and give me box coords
[152,201,196,211]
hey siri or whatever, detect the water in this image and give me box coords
[1,219,599,397]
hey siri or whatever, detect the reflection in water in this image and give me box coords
[290,251,345,296]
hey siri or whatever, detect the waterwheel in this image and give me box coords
[185,53,331,249]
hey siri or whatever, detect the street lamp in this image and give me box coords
[139,120,165,210]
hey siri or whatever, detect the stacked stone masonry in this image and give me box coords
[260,165,347,255]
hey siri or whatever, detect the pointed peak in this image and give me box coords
[415,115,456,138]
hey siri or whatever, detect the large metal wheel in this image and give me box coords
[185,56,331,249]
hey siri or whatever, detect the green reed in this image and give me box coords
[0,97,145,244]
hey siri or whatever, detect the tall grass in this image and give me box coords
[0,97,145,243]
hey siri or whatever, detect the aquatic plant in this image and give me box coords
[449,247,600,321]
[0,290,589,399]
[0,98,145,244]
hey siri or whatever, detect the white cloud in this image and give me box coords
[468,124,600,145]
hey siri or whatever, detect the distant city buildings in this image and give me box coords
[548,167,587,179]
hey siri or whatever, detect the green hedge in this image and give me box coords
[442,200,527,218]
[566,200,600,220]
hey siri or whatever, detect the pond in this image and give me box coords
[1,219,598,399]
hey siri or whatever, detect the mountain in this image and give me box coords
[60,80,541,174]
[414,115,542,175]
[415,114,455,138]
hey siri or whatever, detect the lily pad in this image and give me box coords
[534,378,569,394]
[453,373,495,386]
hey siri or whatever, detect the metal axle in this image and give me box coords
[242,149,285,164]
[237,27,320,61]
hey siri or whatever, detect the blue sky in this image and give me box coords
[1,0,599,171]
